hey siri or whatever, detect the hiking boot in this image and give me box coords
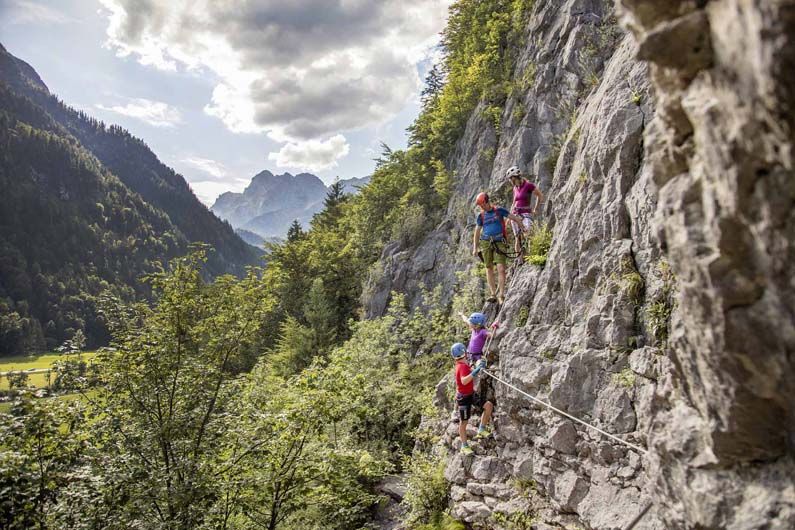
[486,295,498,303]
[460,445,474,456]
[475,427,493,440]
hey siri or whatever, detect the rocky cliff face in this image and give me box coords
[366,0,794,528]
[212,171,328,237]
[623,1,795,528]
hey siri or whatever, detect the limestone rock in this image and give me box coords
[553,470,589,513]
[548,421,578,454]
[453,501,491,523]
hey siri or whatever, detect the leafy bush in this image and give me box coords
[482,104,504,135]
[494,510,536,529]
[5,370,29,389]
[525,221,552,267]
[515,306,529,327]
[392,202,429,249]
[416,513,466,530]
[645,260,676,345]
[401,451,450,526]
[621,270,644,305]
[527,255,547,267]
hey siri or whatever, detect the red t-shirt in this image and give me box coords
[455,361,474,396]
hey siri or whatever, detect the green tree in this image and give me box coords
[286,220,305,242]
[0,396,86,530]
[312,180,348,230]
[88,247,272,529]
[223,359,388,530]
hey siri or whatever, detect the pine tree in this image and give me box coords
[287,219,305,242]
[303,277,337,353]
[312,179,348,229]
[420,64,444,108]
[324,179,346,211]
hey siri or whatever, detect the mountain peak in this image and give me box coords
[211,171,369,238]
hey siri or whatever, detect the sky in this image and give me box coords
[0,0,451,205]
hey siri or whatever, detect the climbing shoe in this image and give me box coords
[486,295,498,303]
[460,444,474,456]
[475,426,493,440]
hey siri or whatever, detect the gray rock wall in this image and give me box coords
[622,1,795,528]
[366,0,794,528]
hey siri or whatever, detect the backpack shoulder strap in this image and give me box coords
[489,206,507,239]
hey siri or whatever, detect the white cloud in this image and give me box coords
[97,0,451,165]
[268,135,350,172]
[181,156,227,179]
[189,180,247,206]
[96,98,182,127]
[4,0,78,25]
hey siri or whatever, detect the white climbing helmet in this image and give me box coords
[505,166,522,180]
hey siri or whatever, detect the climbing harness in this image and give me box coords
[488,237,522,260]
[481,368,648,455]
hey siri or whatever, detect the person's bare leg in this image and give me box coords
[480,401,493,428]
[497,264,507,301]
[485,266,497,298]
[459,419,468,445]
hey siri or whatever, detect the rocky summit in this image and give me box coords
[364,1,795,528]
[211,171,369,239]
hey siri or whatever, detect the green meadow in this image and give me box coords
[0,351,98,390]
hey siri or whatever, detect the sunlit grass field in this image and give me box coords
[0,351,98,390]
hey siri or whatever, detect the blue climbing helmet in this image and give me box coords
[468,312,487,327]
[451,343,467,359]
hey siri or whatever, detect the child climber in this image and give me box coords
[451,342,493,456]
[458,311,498,364]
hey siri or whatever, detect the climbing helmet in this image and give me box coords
[451,343,467,359]
[505,166,522,181]
[476,192,489,207]
[468,312,487,327]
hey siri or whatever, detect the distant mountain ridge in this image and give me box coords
[212,171,370,238]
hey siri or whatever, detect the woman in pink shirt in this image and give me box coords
[506,166,544,261]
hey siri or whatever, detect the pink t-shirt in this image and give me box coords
[513,180,536,212]
[468,328,489,356]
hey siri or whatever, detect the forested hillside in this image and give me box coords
[0,85,184,353]
[0,43,259,278]
[0,44,260,354]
